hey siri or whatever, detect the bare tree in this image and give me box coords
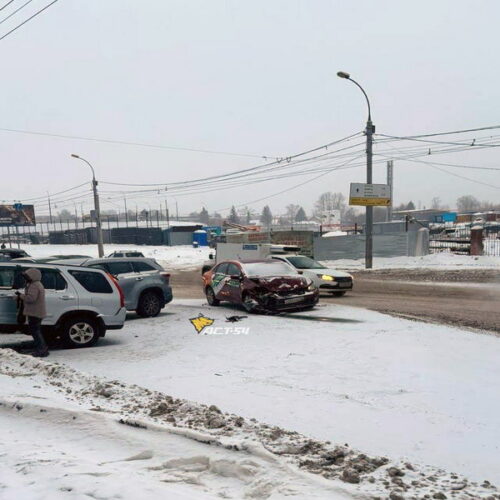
[456,195,480,213]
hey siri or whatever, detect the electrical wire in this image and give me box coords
[0,127,282,160]
[375,124,500,139]
[99,131,364,187]
[0,1,15,12]
[0,0,59,42]
[0,0,34,26]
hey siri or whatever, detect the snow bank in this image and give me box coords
[1,348,495,499]
[324,252,500,270]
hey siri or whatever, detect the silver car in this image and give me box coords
[52,257,173,317]
[0,262,126,348]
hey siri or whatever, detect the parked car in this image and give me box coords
[108,250,145,258]
[271,254,353,296]
[51,257,172,317]
[202,259,319,313]
[0,248,30,260]
[0,262,126,347]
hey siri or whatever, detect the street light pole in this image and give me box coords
[71,154,104,257]
[337,71,374,269]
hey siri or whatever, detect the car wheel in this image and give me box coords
[331,291,346,297]
[137,291,162,317]
[206,286,220,306]
[61,316,100,348]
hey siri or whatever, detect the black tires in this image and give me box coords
[206,286,220,306]
[137,291,163,317]
[61,316,100,348]
[331,291,346,297]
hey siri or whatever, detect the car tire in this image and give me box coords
[137,291,162,317]
[206,286,220,306]
[61,316,100,348]
[331,291,346,297]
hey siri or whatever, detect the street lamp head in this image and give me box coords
[337,71,350,79]
[71,154,80,159]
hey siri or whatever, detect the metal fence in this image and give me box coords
[430,227,500,256]
[430,227,471,255]
[484,233,500,256]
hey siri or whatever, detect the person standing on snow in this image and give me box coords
[18,268,48,357]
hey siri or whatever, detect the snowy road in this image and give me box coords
[2,300,499,486]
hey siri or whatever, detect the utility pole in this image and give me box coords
[71,154,104,257]
[124,197,129,227]
[386,160,393,222]
[47,191,53,225]
[176,200,179,221]
[337,71,375,269]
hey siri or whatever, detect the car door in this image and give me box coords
[88,261,135,310]
[225,263,244,303]
[0,266,18,326]
[211,262,229,300]
[38,268,79,326]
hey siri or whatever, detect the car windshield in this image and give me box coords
[286,256,326,269]
[243,261,298,277]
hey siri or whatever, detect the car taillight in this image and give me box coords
[107,273,125,308]
[160,272,170,285]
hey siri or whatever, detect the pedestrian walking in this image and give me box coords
[17,268,48,357]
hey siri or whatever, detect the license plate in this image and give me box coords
[339,282,351,288]
[285,297,303,304]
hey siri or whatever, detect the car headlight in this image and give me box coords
[307,283,317,291]
[320,274,334,281]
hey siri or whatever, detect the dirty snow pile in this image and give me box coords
[325,252,500,270]
[26,244,211,271]
[1,349,497,499]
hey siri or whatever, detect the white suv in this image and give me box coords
[0,263,126,348]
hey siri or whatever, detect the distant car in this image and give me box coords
[202,259,318,313]
[0,262,126,347]
[0,248,30,260]
[51,257,172,317]
[107,250,145,258]
[271,254,353,296]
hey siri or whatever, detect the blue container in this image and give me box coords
[193,230,208,247]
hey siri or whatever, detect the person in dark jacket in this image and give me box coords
[19,268,48,357]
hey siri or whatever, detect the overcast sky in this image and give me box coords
[0,0,499,217]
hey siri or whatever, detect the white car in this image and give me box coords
[0,262,126,347]
[271,254,353,296]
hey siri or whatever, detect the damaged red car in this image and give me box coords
[202,259,319,313]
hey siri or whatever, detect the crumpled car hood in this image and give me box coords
[249,275,309,292]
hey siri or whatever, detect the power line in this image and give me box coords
[375,133,500,149]
[0,0,35,26]
[375,124,500,140]
[0,126,282,160]
[100,131,364,187]
[427,164,500,190]
[0,1,15,12]
[0,0,59,42]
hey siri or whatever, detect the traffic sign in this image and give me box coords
[349,183,391,206]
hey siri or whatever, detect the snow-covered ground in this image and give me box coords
[0,358,347,500]
[2,301,499,497]
[325,252,500,270]
[23,244,211,271]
